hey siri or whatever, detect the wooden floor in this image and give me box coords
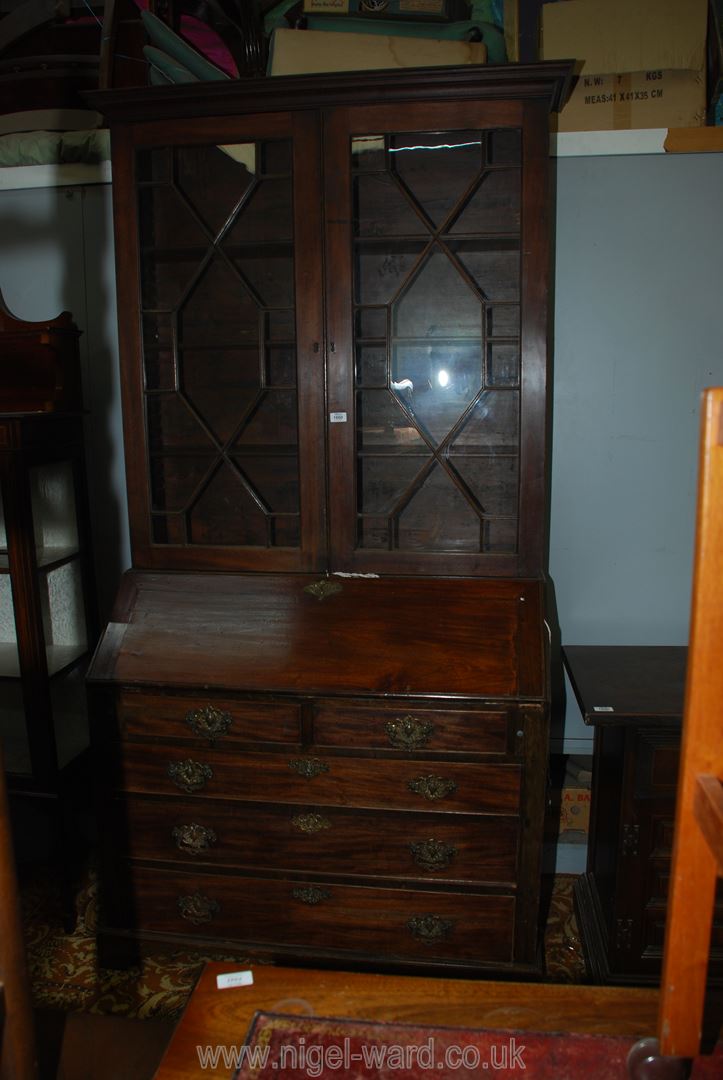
[35,1011,175,1080]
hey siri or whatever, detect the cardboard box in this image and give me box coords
[560,786,591,834]
[540,0,708,132]
[268,27,487,75]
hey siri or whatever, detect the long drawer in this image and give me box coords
[120,864,516,964]
[117,796,519,884]
[119,744,521,814]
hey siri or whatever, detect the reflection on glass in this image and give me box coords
[351,128,522,556]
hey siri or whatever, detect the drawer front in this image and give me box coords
[313,702,511,755]
[120,745,521,814]
[119,797,519,885]
[117,690,301,745]
[123,864,516,964]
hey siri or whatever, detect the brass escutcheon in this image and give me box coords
[184,704,232,744]
[172,822,217,855]
[407,914,455,942]
[289,757,330,779]
[408,774,457,801]
[303,579,342,601]
[385,715,434,750]
[291,812,332,833]
[409,838,457,871]
[292,886,331,906]
[177,891,220,925]
[167,759,213,793]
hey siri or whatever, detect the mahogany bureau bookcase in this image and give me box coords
[86,62,572,974]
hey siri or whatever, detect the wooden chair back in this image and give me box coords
[658,386,723,1057]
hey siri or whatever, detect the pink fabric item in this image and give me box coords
[133,1,239,77]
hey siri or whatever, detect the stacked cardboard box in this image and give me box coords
[540,0,708,132]
[559,755,592,839]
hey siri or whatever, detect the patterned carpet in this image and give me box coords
[22,867,586,1021]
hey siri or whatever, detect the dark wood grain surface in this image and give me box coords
[89,571,545,699]
[154,962,661,1080]
[563,645,687,724]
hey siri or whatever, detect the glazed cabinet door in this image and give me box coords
[113,111,326,571]
[324,99,550,577]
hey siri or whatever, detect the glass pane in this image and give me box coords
[356,346,387,388]
[392,343,482,446]
[137,138,300,550]
[450,169,521,235]
[189,463,271,546]
[150,454,213,513]
[0,488,6,566]
[391,130,483,227]
[0,574,18,672]
[29,462,79,560]
[396,464,483,552]
[351,127,523,556]
[355,241,426,307]
[487,343,520,387]
[393,247,481,339]
[356,389,427,452]
[42,559,88,672]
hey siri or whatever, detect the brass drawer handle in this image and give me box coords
[184,704,232,744]
[385,715,434,750]
[291,812,331,833]
[407,914,455,943]
[167,759,213,793]
[177,891,220,925]
[410,838,457,871]
[292,886,331,906]
[289,757,329,779]
[408,774,457,801]
[172,823,217,855]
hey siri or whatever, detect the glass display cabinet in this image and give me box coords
[88,63,572,973]
[0,303,97,899]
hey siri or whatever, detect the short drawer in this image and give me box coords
[116,690,300,745]
[313,701,511,755]
[121,864,516,964]
[118,796,520,885]
[119,745,521,814]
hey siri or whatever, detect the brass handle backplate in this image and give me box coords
[167,759,213,793]
[177,891,220,925]
[303,579,342,601]
[408,774,457,801]
[291,812,331,833]
[172,822,217,855]
[385,715,434,750]
[292,886,331,906]
[410,838,457,871]
[184,704,232,744]
[289,757,329,779]
[407,914,455,942]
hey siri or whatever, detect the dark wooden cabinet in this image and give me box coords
[87,63,571,973]
[564,645,723,985]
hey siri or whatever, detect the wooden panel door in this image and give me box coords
[324,98,551,577]
[111,110,326,572]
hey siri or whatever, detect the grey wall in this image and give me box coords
[0,184,129,623]
[1,148,722,746]
[549,150,723,748]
